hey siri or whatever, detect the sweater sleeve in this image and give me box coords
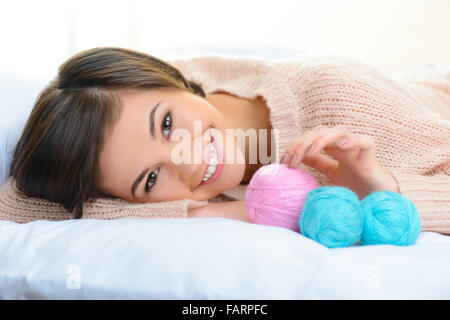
[0,177,208,223]
[389,169,450,234]
[388,67,450,234]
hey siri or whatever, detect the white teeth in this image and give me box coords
[201,143,219,182]
[207,165,216,174]
[210,144,217,155]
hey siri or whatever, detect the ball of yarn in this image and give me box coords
[299,186,363,248]
[360,191,421,246]
[245,163,319,232]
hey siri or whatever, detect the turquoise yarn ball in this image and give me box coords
[360,191,421,246]
[299,186,363,248]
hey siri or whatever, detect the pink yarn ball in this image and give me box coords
[245,163,320,232]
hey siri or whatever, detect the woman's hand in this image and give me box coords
[280,125,399,200]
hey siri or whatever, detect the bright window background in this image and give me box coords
[1,0,449,78]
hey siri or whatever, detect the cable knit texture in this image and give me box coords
[0,53,449,233]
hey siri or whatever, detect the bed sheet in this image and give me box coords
[0,217,449,299]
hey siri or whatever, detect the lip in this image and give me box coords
[199,134,224,187]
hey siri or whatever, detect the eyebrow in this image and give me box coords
[130,101,162,198]
[149,101,162,140]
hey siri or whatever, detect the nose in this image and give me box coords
[166,129,211,189]
[175,161,201,189]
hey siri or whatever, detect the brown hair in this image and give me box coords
[10,47,205,219]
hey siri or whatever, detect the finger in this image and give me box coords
[301,151,339,181]
[287,125,328,167]
[346,134,376,163]
[322,133,377,176]
[322,133,359,160]
[306,125,350,156]
[280,129,314,165]
[279,153,289,164]
[290,125,349,167]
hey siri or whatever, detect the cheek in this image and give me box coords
[220,140,247,186]
[150,179,193,202]
[218,160,246,193]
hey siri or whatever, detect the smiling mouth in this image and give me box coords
[198,132,223,187]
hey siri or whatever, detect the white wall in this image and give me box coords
[0,0,449,78]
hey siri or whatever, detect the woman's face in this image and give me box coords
[98,87,246,203]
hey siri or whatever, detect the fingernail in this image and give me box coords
[280,153,288,164]
[288,153,297,167]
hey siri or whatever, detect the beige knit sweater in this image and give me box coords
[1,53,449,234]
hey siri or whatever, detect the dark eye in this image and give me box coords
[145,167,160,193]
[162,112,172,138]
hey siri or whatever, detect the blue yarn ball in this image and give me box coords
[299,186,363,248]
[360,191,421,246]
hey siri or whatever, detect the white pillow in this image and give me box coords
[1,217,450,299]
[0,74,50,185]
[0,217,326,299]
